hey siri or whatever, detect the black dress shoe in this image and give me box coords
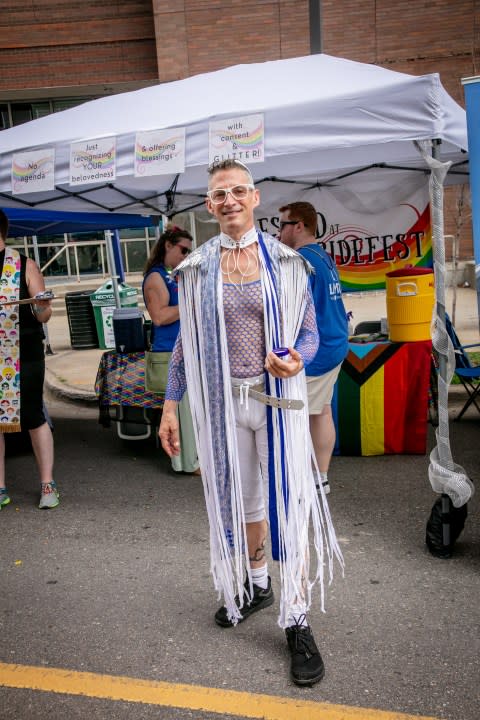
[285,623,325,686]
[214,576,274,627]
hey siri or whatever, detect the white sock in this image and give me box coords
[286,607,309,628]
[315,472,330,489]
[251,564,268,589]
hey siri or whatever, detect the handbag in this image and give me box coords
[144,350,171,394]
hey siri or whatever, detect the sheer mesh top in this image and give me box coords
[166,281,318,401]
[224,281,265,378]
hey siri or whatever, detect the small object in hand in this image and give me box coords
[272,347,291,360]
[34,290,55,301]
[0,290,55,308]
[32,291,54,317]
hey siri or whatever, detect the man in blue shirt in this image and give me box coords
[278,202,349,494]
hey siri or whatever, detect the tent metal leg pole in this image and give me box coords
[32,234,54,355]
[431,140,451,550]
[104,230,121,308]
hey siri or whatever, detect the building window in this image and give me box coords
[0,98,91,129]
[0,104,10,129]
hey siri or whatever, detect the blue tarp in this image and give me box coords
[3,208,155,236]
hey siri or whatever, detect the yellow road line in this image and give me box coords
[0,662,439,720]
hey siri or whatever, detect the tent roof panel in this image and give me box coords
[0,53,468,216]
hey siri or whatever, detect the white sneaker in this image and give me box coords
[39,481,60,509]
[316,480,330,496]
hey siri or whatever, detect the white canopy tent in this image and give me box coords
[0,53,468,217]
[0,53,473,547]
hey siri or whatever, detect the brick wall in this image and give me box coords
[322,0,477,105]
[0,0,158,88]
[151,0,310,81]
[2,0,473,113]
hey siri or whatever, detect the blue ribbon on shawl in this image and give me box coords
[257,232,288,562]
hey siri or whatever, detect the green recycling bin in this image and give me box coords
[90,280,138,349]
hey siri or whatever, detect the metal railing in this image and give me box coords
[9,233,154,281]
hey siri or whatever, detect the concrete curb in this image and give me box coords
[44,367,98,405]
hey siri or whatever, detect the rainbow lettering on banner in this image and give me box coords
[11,149,55,195]
[320,204,432,291]
[256,179,432,292]
[209,113,264,164]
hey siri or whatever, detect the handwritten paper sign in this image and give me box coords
[11,149,55,195]
[209,113,264,165]
[134,128,185,176]
[70,137,116,186]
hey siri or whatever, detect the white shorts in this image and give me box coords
[306,362,342,414]
[231,377,269,524]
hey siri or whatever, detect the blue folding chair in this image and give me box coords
[445,315,480,420]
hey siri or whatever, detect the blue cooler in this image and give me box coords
[113,308,145,353]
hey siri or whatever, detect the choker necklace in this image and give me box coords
[219,231,257,250]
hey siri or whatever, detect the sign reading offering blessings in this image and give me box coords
[11,149,55,195]
[209,113,264,165]
[134,129,185,176]
[70,138,116,186]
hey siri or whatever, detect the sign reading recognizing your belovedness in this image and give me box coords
[69,137,116,186]
[209,113,264,165]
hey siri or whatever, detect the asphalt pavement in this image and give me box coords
[1,281,479,720]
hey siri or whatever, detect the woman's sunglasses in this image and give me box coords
[177,244,191,256]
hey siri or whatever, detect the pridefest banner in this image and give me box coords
[256,183,432,292]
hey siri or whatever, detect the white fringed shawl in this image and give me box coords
[177,232,343,628]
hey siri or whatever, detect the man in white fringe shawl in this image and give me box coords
[159,159,343,687]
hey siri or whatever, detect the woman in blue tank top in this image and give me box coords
[143,226,193,351]
[143,226,200,475]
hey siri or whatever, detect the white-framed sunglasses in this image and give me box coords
[206,183,255,204]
